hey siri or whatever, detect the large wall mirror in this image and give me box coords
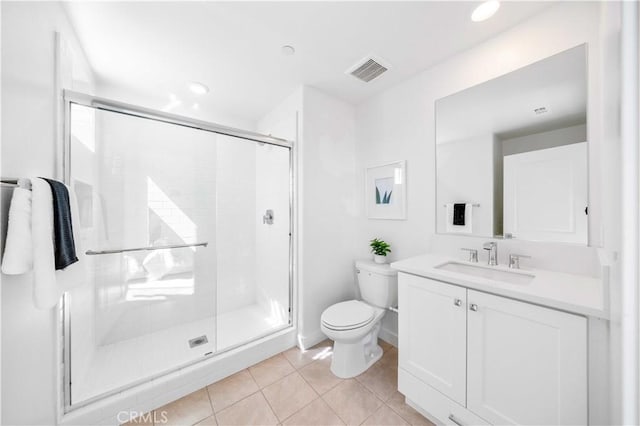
[435,44,587,244]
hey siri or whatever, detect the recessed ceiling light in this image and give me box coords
[471,0,500,22]
[281,45,295,56]
[189,82,209,95]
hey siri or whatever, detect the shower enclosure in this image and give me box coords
[62,91,293,408]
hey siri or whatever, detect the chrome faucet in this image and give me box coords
[483,242,498,266]
[461,248,478,263]
[508,253,531,269]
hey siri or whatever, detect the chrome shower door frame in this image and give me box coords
[61,90,296,413]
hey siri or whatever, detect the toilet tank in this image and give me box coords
[355,260,398,308]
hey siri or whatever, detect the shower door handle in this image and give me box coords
[263,209,274,225]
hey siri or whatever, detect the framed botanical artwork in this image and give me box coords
[366,160,406,220]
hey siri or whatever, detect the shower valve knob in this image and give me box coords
[263,209,274,225]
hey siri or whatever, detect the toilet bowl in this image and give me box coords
[321,300,386,378]
[321,261,398,378]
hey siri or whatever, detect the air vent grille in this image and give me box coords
[349,58,388,82]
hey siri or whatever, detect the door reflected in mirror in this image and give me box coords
[435,44,587,244]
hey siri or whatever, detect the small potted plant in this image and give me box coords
[370,238,391,264]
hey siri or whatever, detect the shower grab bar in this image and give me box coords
[86,242,208,255]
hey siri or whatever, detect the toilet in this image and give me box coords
[321,260,398,378]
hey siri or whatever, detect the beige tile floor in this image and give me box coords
[125,339,434,426]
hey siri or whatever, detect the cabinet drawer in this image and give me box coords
[399,368,489,426]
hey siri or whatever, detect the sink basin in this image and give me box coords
[435,262,535,285]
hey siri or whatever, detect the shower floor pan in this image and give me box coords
[71,303,288,405]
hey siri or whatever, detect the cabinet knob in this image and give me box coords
[453,298,462,307]
[469,303,478,312]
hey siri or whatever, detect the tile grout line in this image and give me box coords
[258,388,281,424]
[203,383,218,426]
[280,366,325,423]
[291,347,347,425]
[358,402,386,426]
[295,355,347,419]
[319,393,350,426]
[257,356,297,424]
[135,340,423,426]
[386,397,423,426]
[265,368,320,423]
[277,393,322,425]
[296,354,344,396]
[207,369,263,420]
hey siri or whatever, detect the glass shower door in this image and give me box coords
[67,104,219,405]
[65,99,292,409]
[215,136,291,351]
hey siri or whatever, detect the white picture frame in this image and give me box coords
[366,160,407,220]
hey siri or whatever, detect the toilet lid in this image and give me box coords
[322,300,375,330]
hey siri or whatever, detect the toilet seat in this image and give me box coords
[321,300,375,331]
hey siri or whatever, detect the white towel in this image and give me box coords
[1,187,33,274]
[445,203,473,234]
[31,177,86,309]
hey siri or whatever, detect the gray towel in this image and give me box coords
[41,178,78,270]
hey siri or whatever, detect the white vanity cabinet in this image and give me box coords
[398,273,467,405]
[398,272,588,425]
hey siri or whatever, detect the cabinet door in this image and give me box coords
[467,290,587,425]
[398,273,467,405]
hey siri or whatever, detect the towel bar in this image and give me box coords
[0,178,19,187]
[86,242,208,255]
[443,203,480,207]
[1,178,32,190]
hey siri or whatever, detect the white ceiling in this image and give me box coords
[64,1,555,122]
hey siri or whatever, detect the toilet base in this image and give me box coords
[329,321,383,378]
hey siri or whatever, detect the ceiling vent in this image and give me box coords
[346,56,390,83]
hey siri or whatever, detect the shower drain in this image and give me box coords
[189,335,208,348]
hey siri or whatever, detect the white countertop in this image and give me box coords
[391,253,607,319]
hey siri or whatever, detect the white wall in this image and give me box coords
[436,134,495,237]
[355,2,610,345]
[502,123,587,156]
[258,86,358,349]
[299,87,358,347]
[0,2,94,424]
[600,2,623,423]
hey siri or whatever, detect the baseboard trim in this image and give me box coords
[379,327,398,347]
[298,329,327,350]
[301,327,396,349]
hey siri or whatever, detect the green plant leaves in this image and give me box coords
[369,238,391,256]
